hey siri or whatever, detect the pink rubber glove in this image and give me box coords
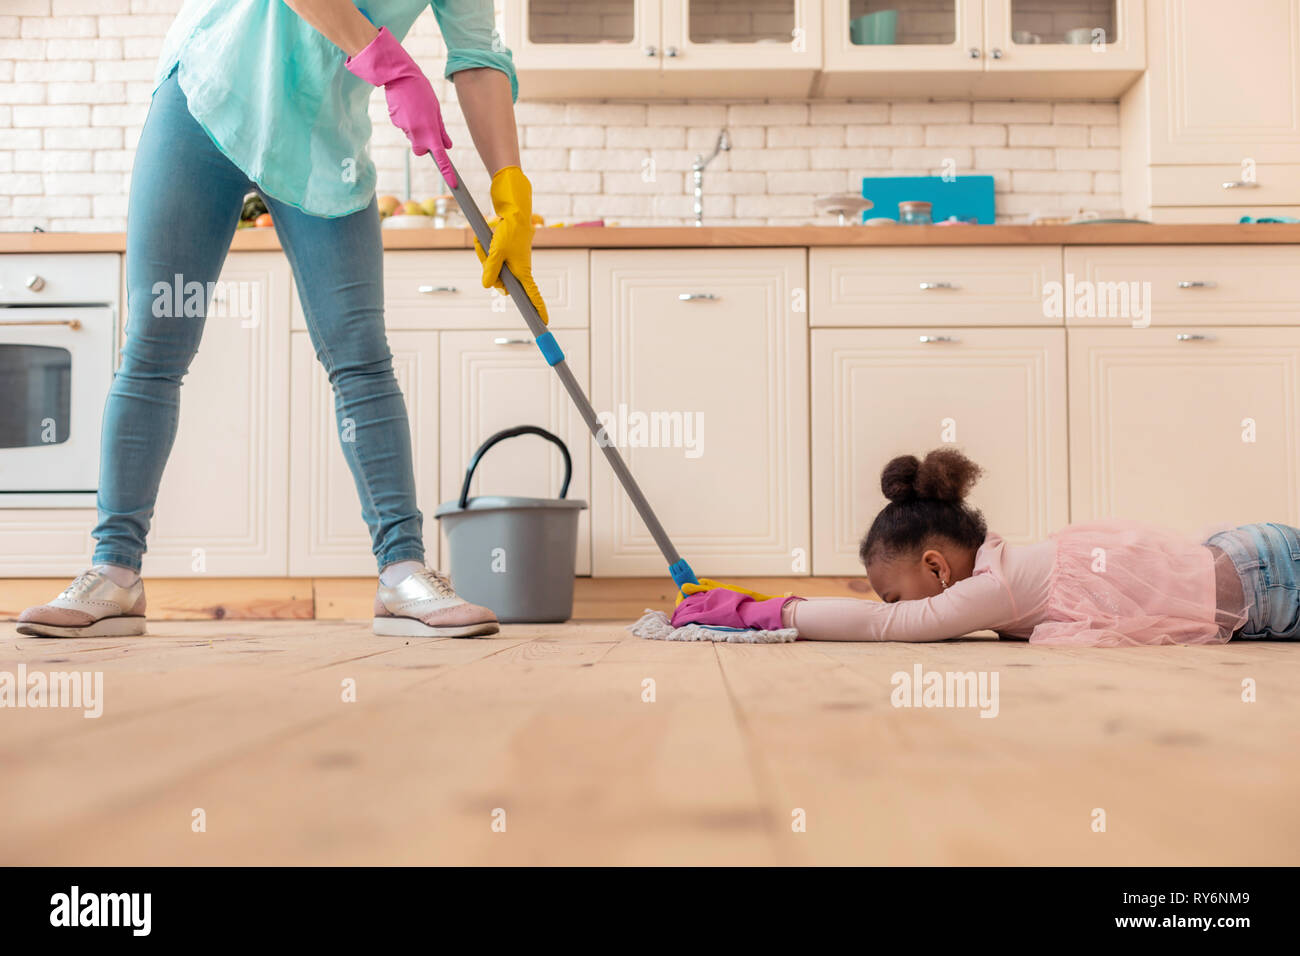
[345,26,457,189]
[670,589,802,631]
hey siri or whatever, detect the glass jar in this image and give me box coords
[899,201,933,225]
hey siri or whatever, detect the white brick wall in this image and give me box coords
[0,2,1124,230]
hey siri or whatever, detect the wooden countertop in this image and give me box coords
[1,222,1296,254]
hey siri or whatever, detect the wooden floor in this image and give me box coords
[2,619,1297,866]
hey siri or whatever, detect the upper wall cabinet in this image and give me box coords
[819,0,1145,98]
[1145,0,1300,164]
[1119,0,1300,221]
[505,0,823,98]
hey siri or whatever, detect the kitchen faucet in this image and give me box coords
[691,128,730,227]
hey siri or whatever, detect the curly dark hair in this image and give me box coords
[860,448,988,566]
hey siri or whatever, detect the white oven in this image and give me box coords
[0,253,120,506]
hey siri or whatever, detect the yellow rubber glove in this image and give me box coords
[675,577,783,607]
[473,165,550,325]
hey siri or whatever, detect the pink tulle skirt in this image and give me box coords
[1030,519,1229,647]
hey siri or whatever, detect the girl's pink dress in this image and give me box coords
[1031,519,1243,646]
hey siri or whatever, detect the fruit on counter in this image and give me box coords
[377,194,401,217]
[420,197,439,217]
[402,199,424,216]
[254,213,273,228]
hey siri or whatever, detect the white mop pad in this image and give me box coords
[628,609,798,644]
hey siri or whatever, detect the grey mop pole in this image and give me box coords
[438,158,699,592]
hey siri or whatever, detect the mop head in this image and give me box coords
[628,609,798,644]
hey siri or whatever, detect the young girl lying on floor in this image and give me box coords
[673,448,1299,645]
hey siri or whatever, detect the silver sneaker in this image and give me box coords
[17,567,146,638]
[373,567,499,638]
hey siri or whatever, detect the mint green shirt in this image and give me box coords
[154,1,517,217]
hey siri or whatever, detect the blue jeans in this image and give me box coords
[91,67,425,572]
[1205,523,1300,640]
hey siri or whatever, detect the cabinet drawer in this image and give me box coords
[810,246,1062,327]
[1150,165,1300,206]
[291,249,589,331]
[1062,245,1300,325]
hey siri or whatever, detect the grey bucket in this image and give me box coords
[434,425,587,624]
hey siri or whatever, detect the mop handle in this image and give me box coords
[439,159,698,589]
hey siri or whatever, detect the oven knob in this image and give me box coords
[25,274,46,292]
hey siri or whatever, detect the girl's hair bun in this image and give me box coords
[880,448,982,504]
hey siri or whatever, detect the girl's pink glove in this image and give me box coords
[670,589,801,631]
[345,26,457,189]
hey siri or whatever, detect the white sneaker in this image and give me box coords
[373,567,499,638]
[16,567,147,638]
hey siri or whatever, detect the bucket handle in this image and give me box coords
[458,425,573,510]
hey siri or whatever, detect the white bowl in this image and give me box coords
[382,214,435,229]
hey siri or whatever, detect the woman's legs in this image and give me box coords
[90,68,253,571]
[265,194,424,572]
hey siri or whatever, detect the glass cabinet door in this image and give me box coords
[984,0,1144,70]
[1007,0,1119,47]
[526,0,638,45]
[823,0,985,75]
[686,0,797,44]
[509,0,660,73]
[661,0,822,73]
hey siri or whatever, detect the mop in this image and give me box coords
[438,158,793,643]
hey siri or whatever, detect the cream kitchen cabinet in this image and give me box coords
[1068,326,1300,536]
[504,0,822,98]
[437,329,592,575]
[590,248,809,576]
[1120,0,1300,219]
[141,253,292,577]
[287,330,439,577]
[820,0,1144,98]
[811,327,1069,574]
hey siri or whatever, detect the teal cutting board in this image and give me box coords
[860,175,996,224]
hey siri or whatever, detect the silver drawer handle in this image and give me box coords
[1175,333,1216,342]
[643,45,657,57]
[26,275,46,292]
[418,284,458,294]
[493,337,530,346]
[678,292,717,301]
[919,281,960,290]
[919,335,960,344]
[1222,181,1260,189]
[1177,280,1217,289]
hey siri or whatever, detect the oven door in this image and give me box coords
[0,306,115,494]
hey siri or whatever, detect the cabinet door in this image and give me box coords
[1068,327,1300,536]
[505,0,660,94]
[591,248,809,576]
[142,253,290,577]
[659,0,821,95]
[438,330,592,575]
[811,328,1068,574]
[983,0,1144,72]
[1146,0,1300,163]
[288,331,439,577]
[821,0,984,91]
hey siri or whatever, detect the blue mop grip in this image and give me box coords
[534,330,564,366]
[668,559,699,590]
